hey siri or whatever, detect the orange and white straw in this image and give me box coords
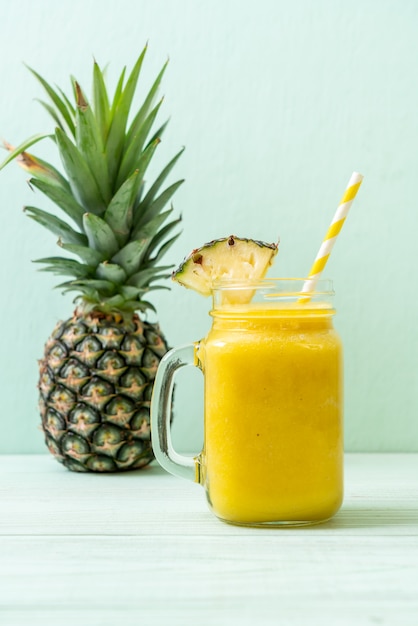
[301,171,364,296]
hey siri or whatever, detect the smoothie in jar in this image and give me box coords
[196,296,343,525]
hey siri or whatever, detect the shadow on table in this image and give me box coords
[318,505,418,530]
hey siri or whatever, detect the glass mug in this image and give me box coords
[151,279,343,526]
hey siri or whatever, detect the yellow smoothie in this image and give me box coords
[196,303,343,525]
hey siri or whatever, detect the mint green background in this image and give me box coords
[0,0,417,454]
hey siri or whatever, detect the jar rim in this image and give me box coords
[210,278,335,313]
[211,277,334,296]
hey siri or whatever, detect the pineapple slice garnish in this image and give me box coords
[172,235,278,296]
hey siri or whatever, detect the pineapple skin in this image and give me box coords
[39,311,168,472]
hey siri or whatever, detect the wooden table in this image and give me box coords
[0,454,417,625]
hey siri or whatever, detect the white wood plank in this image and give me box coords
[0,454,417,626]
[0,535,417,625]
[1,454,417,536]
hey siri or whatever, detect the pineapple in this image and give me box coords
[0,47,184,472]
[172,235,278,295]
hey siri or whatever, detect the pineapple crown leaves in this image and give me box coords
[0,45,184,315]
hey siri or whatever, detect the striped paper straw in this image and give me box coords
[301,171,364,296]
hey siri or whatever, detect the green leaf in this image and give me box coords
[116,98,163,188]
[59,241,105,266]
[143,214,182,260]
[24,206,87,245]
[136,299,156,313]
[144,119,169,148]
[132,203,173,241]
[75,82,112,204]
[119,285,143,300]
[110,210,177,279]
[106,47,147,184]
[103,170,138,246]
[126,60,168,146]
[134,179,184,230]
[0,134,50,170]
[34,256,92,278]
[57,86,76,117]
[96,262,127,284]
[55,279,90,291]
[137,207,172,239]
[130,138,161,203]
[26,65,76,136]
[23,153,70,188]
[36,99,66,131]
[93,61,110,144]
[83,212,119,257]
[146,232,181,267]
[127,266,172,288]
[111,239,149,276]
[140,148,184,212]
[109,66,126,121]
[55,280,99,301]
[147,284,170,292]
[98,294,126,309]
[68,278,116,295]
[104,138,162,245]
[56,283,100,303]
[29,178,85,228]
[3,146,70,188]
[55,127,105,214]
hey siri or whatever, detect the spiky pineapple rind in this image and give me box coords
[39,311,168,472]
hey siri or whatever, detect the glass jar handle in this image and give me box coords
[151,343,199,482]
